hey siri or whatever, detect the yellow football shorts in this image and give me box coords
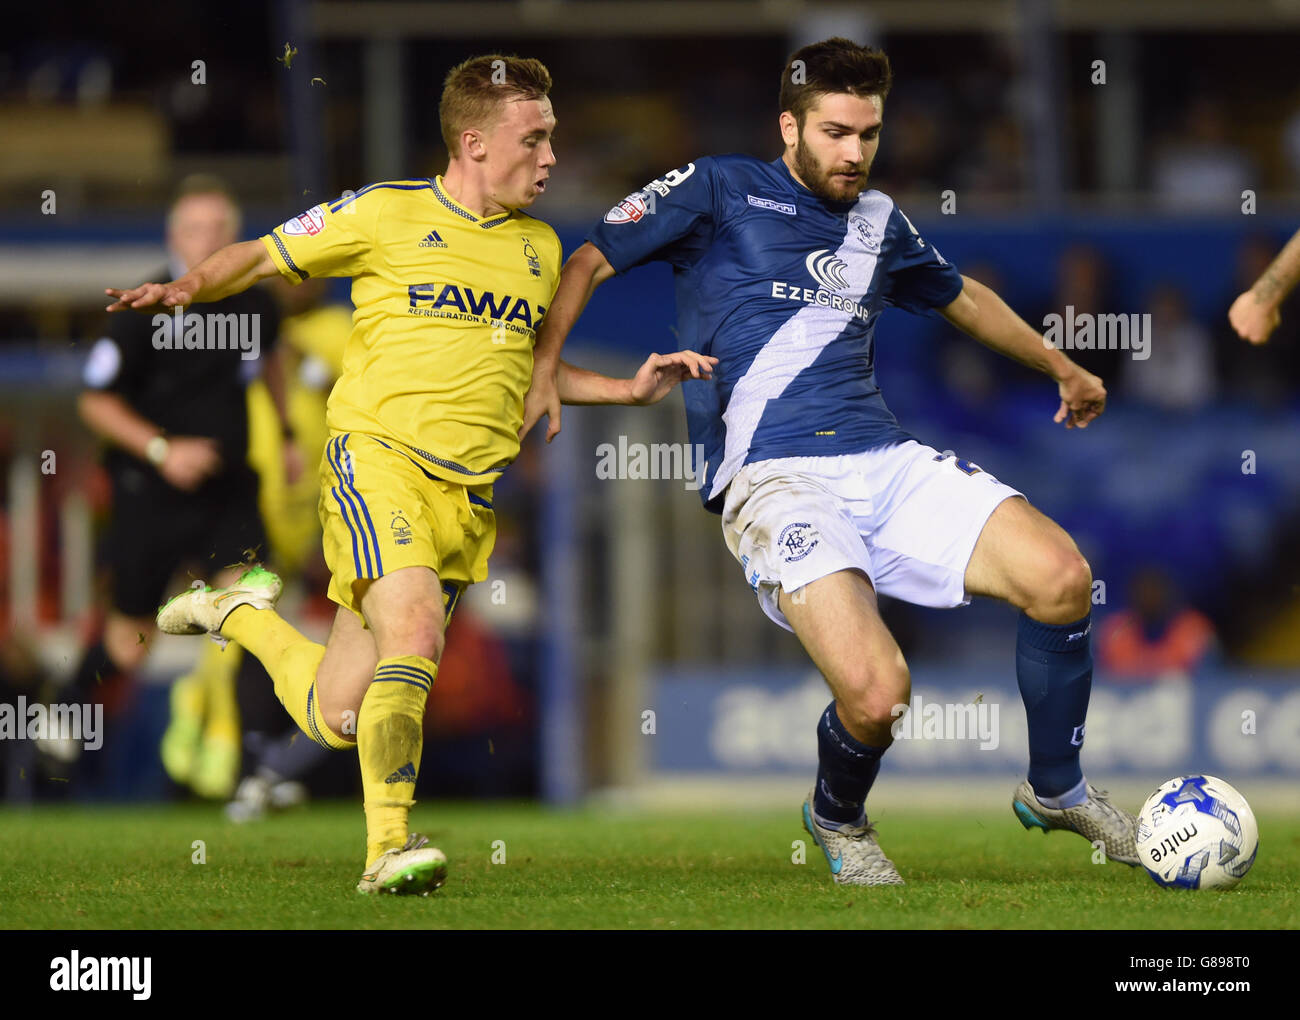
[318,432,495,625]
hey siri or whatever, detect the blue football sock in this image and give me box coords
[1016,611,1092,800]
[813,702,887,825]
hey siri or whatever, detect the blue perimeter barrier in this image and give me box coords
[649,666,1300,779]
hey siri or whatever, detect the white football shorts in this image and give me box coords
[720,439,1023,631]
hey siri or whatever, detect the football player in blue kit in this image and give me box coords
[524,37,1138,884]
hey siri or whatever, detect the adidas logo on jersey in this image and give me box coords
[418,229,448,249]
[385,761,418,784]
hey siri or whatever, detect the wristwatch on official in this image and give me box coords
[146,434,170,467]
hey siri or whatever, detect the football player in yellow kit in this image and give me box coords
[107,54,714,894]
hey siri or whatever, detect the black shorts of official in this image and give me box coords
[103,464,270,618]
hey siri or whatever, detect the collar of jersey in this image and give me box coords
[429,176,514,229]
[769,156,858,214]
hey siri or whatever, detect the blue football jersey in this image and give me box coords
[586,154,963,512]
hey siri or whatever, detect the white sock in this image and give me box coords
[814,807,867,830]
[1036,776,1088,810]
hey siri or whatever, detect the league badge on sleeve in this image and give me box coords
[603,191,650,225]
[281,204,327,236]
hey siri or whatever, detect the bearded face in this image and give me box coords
[783,92,882,203]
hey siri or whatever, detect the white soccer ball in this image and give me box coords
[1135,775,1259,890]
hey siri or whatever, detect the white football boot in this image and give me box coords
[156,566,282,645]
[802,788,905,886]
[225,775,272,824]
[225,774,309,824]
[1012,780,1140,865]
[356,833,448,896]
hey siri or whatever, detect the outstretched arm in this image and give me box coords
[558,351,717,406]
[1229,227,1300,345]
[522,242,618,442]
[105,239,278,312]
[940,274,1106,429]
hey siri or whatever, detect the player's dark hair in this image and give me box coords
[440,54,553,157]
[780,37,892,128]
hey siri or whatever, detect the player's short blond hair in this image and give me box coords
[439,54,552,157]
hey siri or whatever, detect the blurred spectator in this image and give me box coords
[957,115,1026,195]
[1121,284,1215,411]
[1152,96,1256,212]
[872,96,947,194]
[1033,244,1125,386]
[936,261,1015,405]
[1097,567,1219,679]
[421,605,535,797]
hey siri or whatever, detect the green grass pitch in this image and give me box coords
[1,800,1295,929]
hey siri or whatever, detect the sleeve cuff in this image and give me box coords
[585,235,629,275]
[261,232,309,282]
[933,271,964,309]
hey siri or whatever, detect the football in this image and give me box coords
[1136,775,1259,890]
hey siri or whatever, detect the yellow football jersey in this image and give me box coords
[261,177,562,484]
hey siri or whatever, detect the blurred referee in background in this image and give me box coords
[69,175,301,798]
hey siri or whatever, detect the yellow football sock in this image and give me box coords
[170,669,205,721]
[160,671,205,784]
[221,604,349,751]
[199,641,242,745]
[359,655,436,867]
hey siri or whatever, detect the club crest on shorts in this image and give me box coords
[777,522,819,562]
[390,512,413,546]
